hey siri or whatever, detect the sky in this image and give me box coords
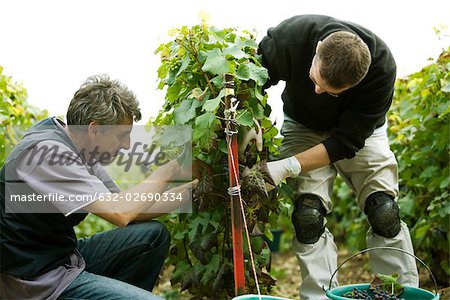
[1,0,449,125]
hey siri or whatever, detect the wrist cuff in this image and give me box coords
[286,156,301,177]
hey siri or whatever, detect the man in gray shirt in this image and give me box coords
[0,75,198,299]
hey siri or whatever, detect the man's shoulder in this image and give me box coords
[266,15,348,45]
[279,14,335,25]
[16,139,83,180]
[21,139,77,162]
[270,14,331,32]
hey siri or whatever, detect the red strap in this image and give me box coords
[224,74,245,295]
[228,135,245,295]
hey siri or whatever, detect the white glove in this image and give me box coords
[266,157,301,186]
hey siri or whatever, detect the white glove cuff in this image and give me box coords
[266,156,301,186]
[285,156,301,177]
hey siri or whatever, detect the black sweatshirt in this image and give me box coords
[258,15,396,163]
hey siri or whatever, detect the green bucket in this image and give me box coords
[233,295,292,300]
[326,283,439,300]
[324,247,440,300]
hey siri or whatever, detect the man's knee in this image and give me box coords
[291,193,326,244]
[132,221,171,252]
[364,191,401,238]
[149,221,171,250]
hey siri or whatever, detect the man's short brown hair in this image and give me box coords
[316,31,371,89]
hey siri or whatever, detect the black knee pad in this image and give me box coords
[291,194,326,244]
[364,191,401,238]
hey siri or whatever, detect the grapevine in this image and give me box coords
[151,21,283,297]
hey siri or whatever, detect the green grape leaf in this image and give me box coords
[201,254,220,285]
[195,112,217,128]
[166,82,182,102]
[441,82,450,93]
[172,261,192,285]
[202,89,225,112]
[234,36,258,50]
[209,26,227,42]
[160,125,192,147]
[236,110,254,126]
[202,49,230,75]
[176,54,191,76]
[370,273,404,296]
[223,44,248,59]
[174,99,203,124]
[236,63,268,85]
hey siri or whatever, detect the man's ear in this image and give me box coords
[316,40,322,53]
[87,121,99,137]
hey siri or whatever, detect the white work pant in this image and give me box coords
[279,119,419,300]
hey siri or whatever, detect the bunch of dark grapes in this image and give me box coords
[372,287,403,300]
[343,288,371,299]
[342,287,404,300]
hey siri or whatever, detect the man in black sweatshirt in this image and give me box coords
[258,15,419,299]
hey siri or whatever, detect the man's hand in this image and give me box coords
[191,158,213,180]
[240,157,301,200]
[175,158,213,180]
[266,156,301,186]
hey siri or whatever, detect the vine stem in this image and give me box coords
[189,40,216,96]
[222,204,229,262]
[177,32,217,96]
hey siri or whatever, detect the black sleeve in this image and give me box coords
[322,67,396,163]
[258,32,291,89]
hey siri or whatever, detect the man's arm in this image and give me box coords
[127,159,211,222]
[266,143,330,186]
[85,160,193,227]
[294,143,330,172]
[87,158,211,226]
[90,180,197,227]
[128,180,197,222]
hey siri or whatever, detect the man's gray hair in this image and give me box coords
[66,74,141,126]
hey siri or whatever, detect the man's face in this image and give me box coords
[309,41,351,97]
[88,117,133,164]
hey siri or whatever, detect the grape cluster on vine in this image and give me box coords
[167,59,181,72]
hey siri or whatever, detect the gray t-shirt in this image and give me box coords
[1,119,120,300]
[16,140,120,215]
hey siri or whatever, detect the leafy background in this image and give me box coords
[0,65,48,165]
